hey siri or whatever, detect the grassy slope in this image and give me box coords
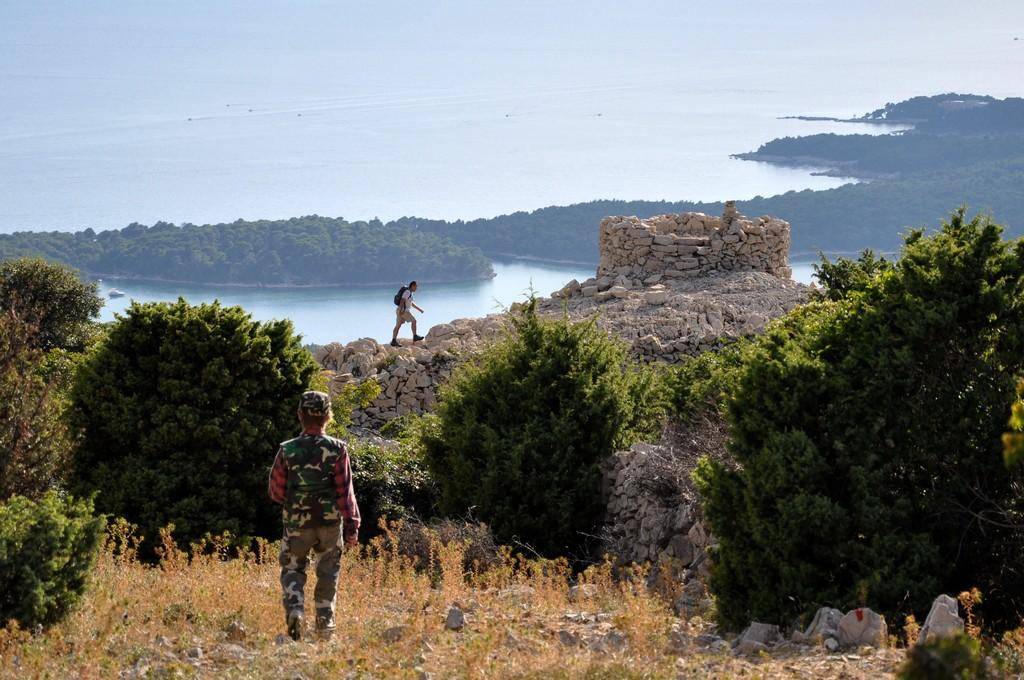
[1,530,908,679]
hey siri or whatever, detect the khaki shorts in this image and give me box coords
[396,307,415,324]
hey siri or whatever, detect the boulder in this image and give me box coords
[802,606,842,643]
[644,289,670,305]
[733,621,781,654]
[917,594,964,644]
[553,279,582,299]
[444,605,465,631]
[837,608,887,648]
[609,285,630,299]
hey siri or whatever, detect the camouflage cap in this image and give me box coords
[299,390,332,416]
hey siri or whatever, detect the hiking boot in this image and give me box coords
[287,611,303,642]
[390,338,400,347]
[413,334,424,342]
[316,617,335,642]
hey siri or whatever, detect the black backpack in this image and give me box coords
[393,286,408,306]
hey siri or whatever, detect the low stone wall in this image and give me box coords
[597,201,792,285]
[315,315,506,427]
[601,442,714,568]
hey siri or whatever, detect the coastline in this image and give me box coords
[95,270,497,290]
[488,252,597,267]
[730,152,893,181]
[779,115,921,126]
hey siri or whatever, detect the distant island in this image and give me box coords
[0,216,495,287]
[3,94,1022,278]
[735,94,1024,178]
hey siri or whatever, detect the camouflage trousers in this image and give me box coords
[279,524,343,631]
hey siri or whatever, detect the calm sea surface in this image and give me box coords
[4,2,1021,340]
[97,259,819,345]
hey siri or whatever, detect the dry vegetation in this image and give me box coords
[0,523,911,680]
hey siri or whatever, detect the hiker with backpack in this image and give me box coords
[391,280,424,347]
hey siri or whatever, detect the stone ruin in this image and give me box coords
[315,202,808,427]
[596,201,792,287]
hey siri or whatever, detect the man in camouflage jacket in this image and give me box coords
[268,390,360,641]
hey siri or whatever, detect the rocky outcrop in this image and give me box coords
[544,269,805,363]
[314,316,505,426]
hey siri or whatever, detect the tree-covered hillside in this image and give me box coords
[393,155,1024,260]
[0,216,494,286]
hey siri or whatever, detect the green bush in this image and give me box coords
[420,299,665,557]
[0,492,105,628]
[663,338,750,418]
[898,635,993,680]
[696,211,1024,631]
[70,299,318,549]
[0,310,73,501]
[0,257,102,351]
[347,440,436,539]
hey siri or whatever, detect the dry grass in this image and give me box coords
[0,523,908,679]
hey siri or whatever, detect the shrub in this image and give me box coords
[346,440,436,539]
[696,211,1024,631]
[0,258,102,351]
[70,299,318,549]
[392,518,502,574]
[1003,380,1024,468]
[662,338,749,418]
[421,299,665,557]
[323,378,382,435]
[0,310,73,500]
[0,492,105,628]
[812,248,893,301]
[898,635,993,680]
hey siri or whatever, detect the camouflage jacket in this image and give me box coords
[268,432,360,538]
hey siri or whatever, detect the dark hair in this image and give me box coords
[409,280,418,287]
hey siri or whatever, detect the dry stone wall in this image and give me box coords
[315,315,506,427]
[598,201,792,285]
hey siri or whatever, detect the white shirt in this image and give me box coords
[400,288,413,309]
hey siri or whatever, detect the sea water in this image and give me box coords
[97,259,819,345]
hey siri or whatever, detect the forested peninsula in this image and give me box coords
[0,216,495,286]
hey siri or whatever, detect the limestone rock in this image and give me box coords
[917,594,964,644]
[802,606,843,643]
[644,289,670,305]
[734,621,781,655]
[445,605,465,631]
[837,608,887,648]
